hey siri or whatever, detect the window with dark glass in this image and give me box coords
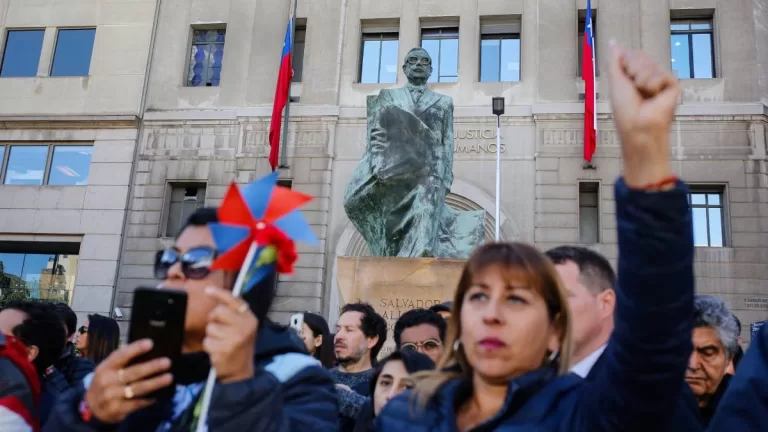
[50,28,96,76]
[165,185,207,238]
[0,30,45,77]
[0,144,93,185]
[187,29,226,87]
[48,146,93,185]
[359,32,399,84]
[292,26,306,83]
[670,19,715,79]
[579,182,600,244]
[578,10,598,77]
[688,189,724,247]
[0,241,80,306]
[479,19,520,82]
[421,28,459,83]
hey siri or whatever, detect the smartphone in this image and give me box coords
[128,287,187,399]
[289,313,304,333]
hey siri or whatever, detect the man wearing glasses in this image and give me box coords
[393,308,446,364]
[46,207,338,431]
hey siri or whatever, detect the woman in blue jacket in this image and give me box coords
[376,43,695,432]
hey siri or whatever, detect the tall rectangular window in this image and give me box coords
[421,27,459,83]
[578,10,598,77]
[671,19,715,79]
[187,29,226,87]
[292,26,306,83]
[165,185,207,238]
[0,241,80,305]
[359,31,399,84]
[0,30,44,77]
[479,19,520,82]
[579,182,600,244]
[689,189,725,247]
[51,28,96,76]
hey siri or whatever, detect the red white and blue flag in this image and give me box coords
[582,1,597,162]
[268,18,294,171]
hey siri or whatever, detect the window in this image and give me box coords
[0,30,44,77]
[479,20,520,82]
[292,26,306,83]
[48,146,94,185]
[165,185,207,238]
[359,32,398,84]
[51,29,96,76]
[689,189,724,247]
[187,29,226,87]
[421,28,459,83]
[0,241,80,306]
[579,182,600,244]
[670,19,714,79]
[0,144,93,185]
[578,10,598,77]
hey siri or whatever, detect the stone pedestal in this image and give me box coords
[336,256,465,357]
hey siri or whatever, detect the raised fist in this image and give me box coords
[608,42,680,189]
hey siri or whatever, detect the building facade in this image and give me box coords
[1,0,766,341]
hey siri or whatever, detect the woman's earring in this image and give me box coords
[548,349,560,363]
[453,339,461,352]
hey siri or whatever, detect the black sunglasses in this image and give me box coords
[78,326,88,334]
[154,247,217,280]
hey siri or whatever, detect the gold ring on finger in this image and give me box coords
[124,385,135,400]
[118,368,126,384]
[237,302,249,314]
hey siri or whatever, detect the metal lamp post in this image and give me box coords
[492,97,505,241]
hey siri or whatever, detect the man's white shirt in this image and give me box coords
[570,344,608,378]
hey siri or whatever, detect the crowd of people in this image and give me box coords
[1,44,766,432]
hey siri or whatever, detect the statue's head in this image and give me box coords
[402,47,432,84]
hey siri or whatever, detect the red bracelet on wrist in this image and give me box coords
[633,175,679,191]
[79,398,93,423]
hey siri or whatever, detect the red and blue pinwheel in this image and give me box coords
[207,172,318,293]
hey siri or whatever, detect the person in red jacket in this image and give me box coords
[0,331,41,431]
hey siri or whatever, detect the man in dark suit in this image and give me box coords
[344,47,484,258]
[546,246,704,431]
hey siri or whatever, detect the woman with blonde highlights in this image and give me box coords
[376,44,695,431]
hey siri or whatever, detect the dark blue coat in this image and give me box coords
[43,322,339,431]
[377,179,695,431]
[707,324,768,431]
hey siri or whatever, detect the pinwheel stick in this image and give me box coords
[195,241,259,432]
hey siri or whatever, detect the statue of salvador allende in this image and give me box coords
[344,47,485,259]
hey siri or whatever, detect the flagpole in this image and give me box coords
[278,0,298,169]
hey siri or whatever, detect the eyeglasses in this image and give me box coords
[407,57,431,66]
[154,247,217,280]
[401,339,442,354]
[78,326,88,335]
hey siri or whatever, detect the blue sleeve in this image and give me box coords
[708,325,768,430]
[337,386,368,419]
[580,179,695,431]
[207,353,339,432]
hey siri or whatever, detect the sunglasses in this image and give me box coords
[154,247,217,280]
[78,326,88,335]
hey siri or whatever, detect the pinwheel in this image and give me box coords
[195,172,317,432]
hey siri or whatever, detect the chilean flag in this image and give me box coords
[268,18,294,171]
[582,1,597,162]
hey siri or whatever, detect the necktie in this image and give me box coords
[411,87,424,103]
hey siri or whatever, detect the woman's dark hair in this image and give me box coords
[85,314,120,365]
[302,312,335,368]
[354,350,435,432]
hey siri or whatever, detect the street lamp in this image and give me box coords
[492,97,505,241]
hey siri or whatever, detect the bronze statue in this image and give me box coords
[344,47,485,258]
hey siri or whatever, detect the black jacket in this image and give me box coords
[44,322,339,431]
[55,343,95,386]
